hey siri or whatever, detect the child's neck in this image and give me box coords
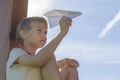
[22,46,37,55]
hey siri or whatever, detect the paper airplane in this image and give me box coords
[44,9,82,28]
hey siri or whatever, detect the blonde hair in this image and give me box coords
[16,16,47,45]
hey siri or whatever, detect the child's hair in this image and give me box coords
[16,16,48,45]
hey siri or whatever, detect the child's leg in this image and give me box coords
[41,55,62,80]
[60,65,79,80]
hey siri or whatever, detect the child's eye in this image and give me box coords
[38,29,41,32]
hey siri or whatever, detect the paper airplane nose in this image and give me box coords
[44,9,82,28]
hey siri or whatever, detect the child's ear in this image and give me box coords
[19,30,26,39]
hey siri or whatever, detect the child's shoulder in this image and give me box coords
[7,48,27,68]
[10,48,24,52]
[9,48,26,56]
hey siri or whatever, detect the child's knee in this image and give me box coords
[67,66,77,73]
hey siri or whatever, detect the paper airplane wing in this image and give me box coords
[44,9,82,28]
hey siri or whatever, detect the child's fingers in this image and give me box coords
[67,19,72,26]
[62,16,72,27]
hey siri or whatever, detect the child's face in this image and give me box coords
[24,22,48,49]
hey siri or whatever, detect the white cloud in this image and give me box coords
[99,11,120,38]
[28,0,54,16]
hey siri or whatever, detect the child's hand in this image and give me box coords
[59,16,72,36]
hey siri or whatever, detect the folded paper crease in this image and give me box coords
[44,9,82,28]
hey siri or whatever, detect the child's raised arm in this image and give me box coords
[17,16,72,67]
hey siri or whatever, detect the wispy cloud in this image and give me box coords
[55,43,120,63]
[28,0,54,16]
[99,11,120,38]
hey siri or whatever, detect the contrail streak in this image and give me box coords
[99,11,120,38]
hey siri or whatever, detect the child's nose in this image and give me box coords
[41,33,46,37]
[41,33,47,40]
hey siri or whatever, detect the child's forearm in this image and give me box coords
[35,16,71,66]
[36,32,66,66]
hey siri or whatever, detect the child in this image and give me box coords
[57,58,79,80]
[6,16,72,80]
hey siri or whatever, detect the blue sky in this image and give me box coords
[28,0,120,80]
